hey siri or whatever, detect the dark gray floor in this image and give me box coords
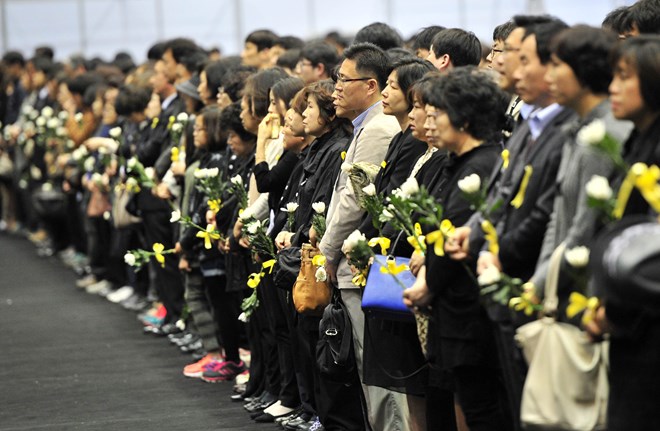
[0,234,268,431]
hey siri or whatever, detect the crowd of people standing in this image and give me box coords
[2,1,660,430]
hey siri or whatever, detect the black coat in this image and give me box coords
[425,142,501,370]
[469,107,576,281]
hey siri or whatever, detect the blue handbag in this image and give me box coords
[361,255,415,321]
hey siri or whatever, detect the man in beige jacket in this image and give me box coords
[319,42,408,431]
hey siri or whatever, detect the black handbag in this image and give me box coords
[316,292,355,383]
[32,184,67,218]
[273,246,301,291]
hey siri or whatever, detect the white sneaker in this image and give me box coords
[107,286,134,303]
[75,274,97,289]
[86,279,113,296]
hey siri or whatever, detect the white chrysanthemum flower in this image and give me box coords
[56,126,67,137]
[282,202,299,213]
[315,266,328,282]
[170,210,181,223]
[35,117,46,127]
[342,229,366,253]
[176,112,189,122]
[30,166,42,180]
[126,177,139,189]
[477,265,502,286]
[577,119,606,146]
[247,221,260,235]
[103,211,111,221]
[585,175,613,201]
[109,127,122,139]
[237,312,248,322]
[98,146,108,155]
[457,173,481,194]
[144,167,155,179]
[171,123,183,133]
[58,111,69,121]
[362,183,376,197]
[74,112,84,123]
[84,156,96,172]
[91,172,103,183]
[41,106,54,118]
[381,207,395,221]
[400,177,420,197]
[46,118,59,129]
[565,246,590,268]
[194,168,206,179]
[206,167,219,177]
[230,175,243,186]
[312,202,326,214]
[124,252,136,266]
[127,157,137,169]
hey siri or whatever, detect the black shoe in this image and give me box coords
[160,323,182,336]
[231,393,246,402]
[168,330,189,342]
[173,333,198,347]
[180,338,202,353]
[284,413,313,430]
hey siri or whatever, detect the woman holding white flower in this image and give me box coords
[588,35,660,431]
[527,26,632,310]
[402,68,511,429]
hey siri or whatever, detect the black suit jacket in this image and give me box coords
[469,106,576,280]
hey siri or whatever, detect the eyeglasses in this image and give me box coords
[491,48,503,55]
[334,74,373,85]
[502,46,520,54]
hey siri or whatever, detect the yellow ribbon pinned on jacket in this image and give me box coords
[501,149,510,170]
[262,259,276,274]
[352,271,367,287]
[380,256,409,275]
[167,115,175,130]
[407,222,426,255]
[426,219,455,257]
[207,199,222,214]
[171,147,180,163]
[566,292,600,325]
[481,219,499,255]
[368,237,391,255]
[152,243,166,267]
[510,165,533,209]
[151,117,159,129]
[613,163,660,219]
[312,254,326,267]
[196,224,221,249]
[381,160,387,169]
[341,151,346,161]
[509,291,540,316]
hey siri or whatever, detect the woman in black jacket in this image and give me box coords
[403,68,511,430]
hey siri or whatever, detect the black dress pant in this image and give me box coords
[142,209,184,323]
[260,276,300,408]
[452,365,510,431]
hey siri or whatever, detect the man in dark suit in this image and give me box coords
[136,54,187,331]
[446,19,575,431]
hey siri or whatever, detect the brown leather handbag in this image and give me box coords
[292,243,331,316]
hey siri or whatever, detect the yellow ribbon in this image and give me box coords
[407,222,426,255]
[426,219,455,256]
[352,271,367,287]
[247,272,262,288]
[379,256,409,275]
[167,115,175,129]
[381,160,387,169]
[566,292,600,325]
[341,151,346,161]
[262,259,276,274]
[613,166,639,219]
[207,199,222,214]
[368,237,391,255]
[170,147,180,163]
[152,243,165,267]
[196,224,221,249]
[510,165,533,209]
[613,163,660,219]
[151,117,159,129]
[509,291,539,316]
[481,219,499,255]
[312,254,326,267]
[501,149,510,170]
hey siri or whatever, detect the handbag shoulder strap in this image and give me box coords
[543,242,566,315]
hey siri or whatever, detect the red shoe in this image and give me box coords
[201,360,247,383]
[183,354,215,378]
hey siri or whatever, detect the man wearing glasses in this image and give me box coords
[319,42,407,431]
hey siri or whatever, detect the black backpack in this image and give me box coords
[316,292,355,383]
